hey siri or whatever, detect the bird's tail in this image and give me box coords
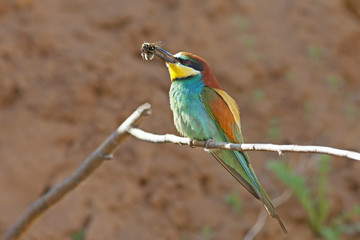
[257,186,288,233]
[240,152,288,233]
[212,149,287,233]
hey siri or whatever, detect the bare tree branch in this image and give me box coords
[2,103,152,240]
[127,128,360,161]
[3,103,360,240]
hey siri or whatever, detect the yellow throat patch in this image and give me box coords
[166,62,200,81]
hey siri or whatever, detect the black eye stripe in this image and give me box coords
[190,61,203,71]
[176,57,203,71]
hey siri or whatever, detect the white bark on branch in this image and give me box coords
[3,103,360,240]
[127,128,360,161]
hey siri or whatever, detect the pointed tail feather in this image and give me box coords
[238,152,288,233]
[260,189,288,233]
[211,149,287,233]
[246,158,288,233]
[276,215,288,233]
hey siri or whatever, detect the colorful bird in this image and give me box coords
[143,44,287,233]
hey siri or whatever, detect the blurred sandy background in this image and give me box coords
[0,0,360,239]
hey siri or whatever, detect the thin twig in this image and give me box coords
[2,103,152,240]
[244,190,293,240]
[127,128,360,161]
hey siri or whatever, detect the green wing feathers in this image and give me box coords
[200,87,287,233]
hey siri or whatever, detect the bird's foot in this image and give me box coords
[205,139,215,149]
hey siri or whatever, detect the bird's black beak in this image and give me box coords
[141,42,178,64]
[155,47,178,63]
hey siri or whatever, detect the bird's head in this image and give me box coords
[154,47,221,89]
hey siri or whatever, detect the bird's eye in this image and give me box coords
[183,59,190,66]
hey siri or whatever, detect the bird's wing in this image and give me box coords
[213,89,241,133]
[199,87,260,197]
[200,87,243,143]
[199,87,287,233]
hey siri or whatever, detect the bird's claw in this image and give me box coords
[205,139,215,148]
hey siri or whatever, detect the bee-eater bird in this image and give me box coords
[146,45,287,233]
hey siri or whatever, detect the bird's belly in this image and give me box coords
[170,85,218,140]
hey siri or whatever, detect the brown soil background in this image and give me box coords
[1,0,360,239]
